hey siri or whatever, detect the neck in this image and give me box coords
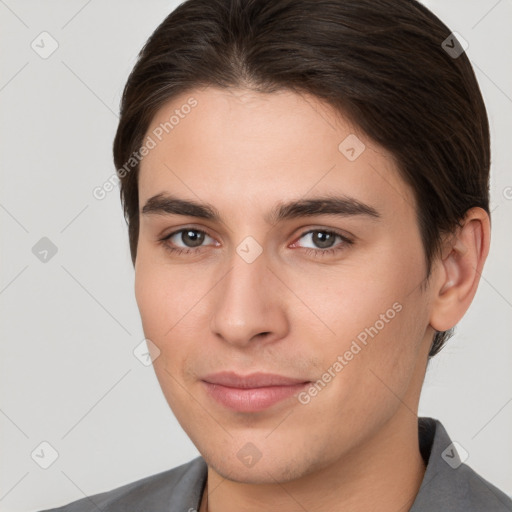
[199,409,426,512]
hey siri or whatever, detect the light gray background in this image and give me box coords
[0,1,511,510]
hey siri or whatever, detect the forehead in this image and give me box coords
[138,86,415,220]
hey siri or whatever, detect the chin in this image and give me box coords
[202,443,319,485]
[212,460,305,484]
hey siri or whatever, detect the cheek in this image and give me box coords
[134,260,195,407]
[134,251,200,339]
[291,264,407,350]
[294,250,429,399]
[134,254,214,380]
[134,262,168,337]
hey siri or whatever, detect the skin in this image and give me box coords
[134,86,490,512]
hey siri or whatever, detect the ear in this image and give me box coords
[429,207,491,332]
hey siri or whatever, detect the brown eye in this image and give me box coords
[180,229,206,247]
[297,230,345,249]
[309,231,337,249]
[291,229,354,258]
[161,228,217,252]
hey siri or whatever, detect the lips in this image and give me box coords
[201,371,311,412]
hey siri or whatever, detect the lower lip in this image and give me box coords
[202,381,310,412]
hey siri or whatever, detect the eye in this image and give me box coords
[159,228,218,255]
[158,227,353,258]
[291,229,353,257]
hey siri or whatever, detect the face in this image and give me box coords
[135,87,435,484]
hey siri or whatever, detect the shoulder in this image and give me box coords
[37,456,207,512]
[412,418,512,511]
[451,462,512,511]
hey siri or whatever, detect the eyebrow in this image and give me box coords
[141,192,381,224]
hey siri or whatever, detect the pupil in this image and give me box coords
[183,230,204,247]
[314,231,334,249]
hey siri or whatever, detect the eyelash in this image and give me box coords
[158,228,354,258]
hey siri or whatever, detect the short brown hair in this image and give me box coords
[113,0,490,357]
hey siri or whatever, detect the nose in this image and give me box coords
[209,248,289,348]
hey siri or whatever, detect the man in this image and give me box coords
[41,0,512,510]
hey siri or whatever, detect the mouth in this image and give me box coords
[201,371,311,412]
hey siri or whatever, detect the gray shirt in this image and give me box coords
[39,417,512,511]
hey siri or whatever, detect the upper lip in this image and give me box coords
[201,371,310,388]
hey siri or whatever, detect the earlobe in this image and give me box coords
[429,207,490,332]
